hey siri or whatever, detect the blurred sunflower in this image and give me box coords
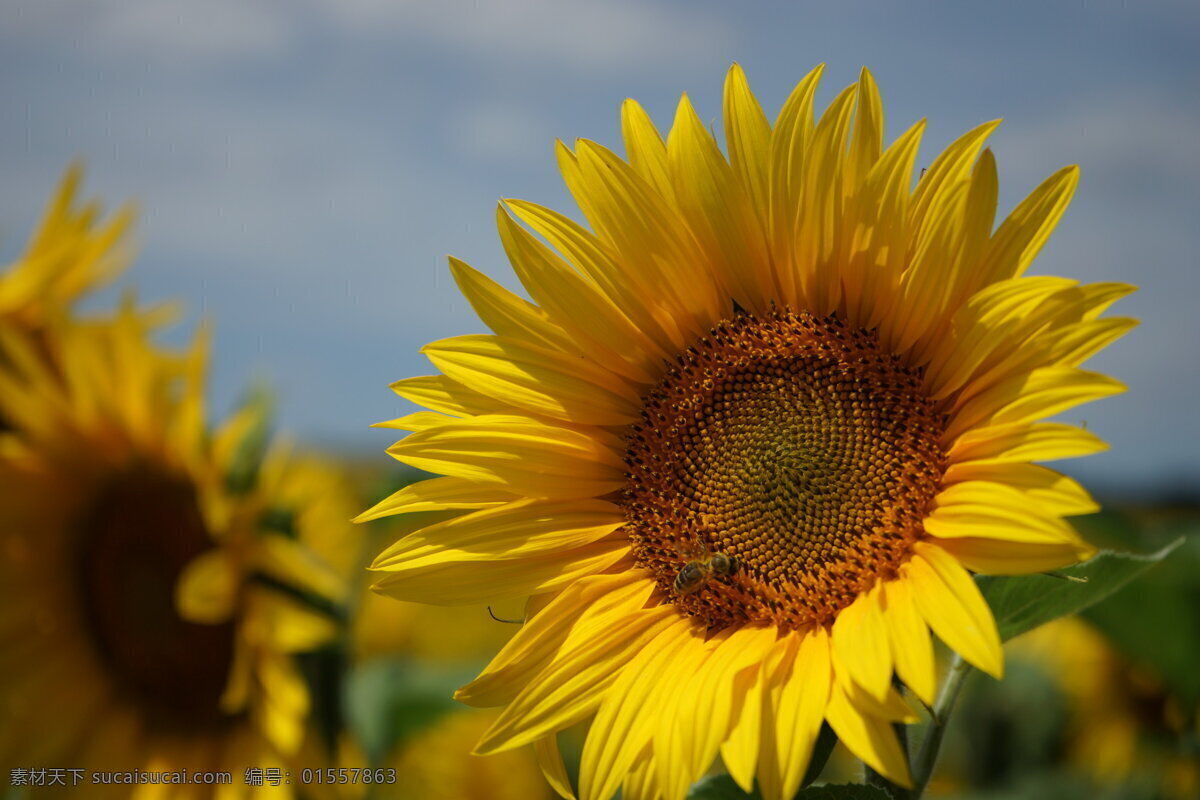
[366,64,1135,799]
[0,286,346,790]
[1015,617,1199,798]
[0,164,133,331]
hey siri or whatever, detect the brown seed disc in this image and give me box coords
[76,464,237,732]
[622,309,947,631]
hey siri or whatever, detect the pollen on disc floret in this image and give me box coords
[622,308,949,631]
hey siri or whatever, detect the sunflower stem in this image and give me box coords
[911,653,972,798]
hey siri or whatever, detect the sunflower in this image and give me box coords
[0,307,346,795]
[365,64,1135,799]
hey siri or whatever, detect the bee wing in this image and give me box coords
[673,539,707,561]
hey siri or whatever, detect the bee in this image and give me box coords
[673,546,738,595]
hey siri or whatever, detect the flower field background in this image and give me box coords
[1,172,1195,793]
[3,2,1199,799]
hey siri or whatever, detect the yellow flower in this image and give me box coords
[365,64,1135,799]
[0,265,345,793]
[0,164,133,330]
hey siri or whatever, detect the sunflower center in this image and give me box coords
[622,310,947,631]
[76,465,236,732]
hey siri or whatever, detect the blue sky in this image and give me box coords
[2,0,1198,494]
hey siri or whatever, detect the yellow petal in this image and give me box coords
[476,605,677,754]
[793,83,858,315]
[938,536,1095,575]
[354,476,515,523]
[621,745,661,800]
[254,533,346,602]
[620,98,674,200]
[947,421,1108,465]
[651,628,712,800]
[943,147,1000,308]
[720,654,764,794]
[756,634,800,800]
[457,573,654,707]
[979,164,1079,284]
[1038,316,1138,369]
[504,197,684,352]
[769,64,825,295]
[723,63,771,227]
[909,120,1001,243]
[371,497,625,570]
[563,139,723,339]
[389,374,511,417]
[952,314,1136,409]
[220,635,253,714]
[925,275,1077,399]
[370,539,629,605]
[942,463,1100,517]
[249,588,339,652]
[672,625,777,793]
[831,583,892,702]
[1079,282,1137,320]
[845,67,884,193]
[535,733,578,800]
[669,91,771,312]
[881,577,936,706]
[175,548,239,624]
[370,410,456,431]
[891,180,969,353]
[829,644,919,724]
[824,678,913,788]
[387,414,625,499]
[496,204,662,384]
[776,628,834,799]
[423,334,641,426]
[845,119,926,329]
[946,366,1126,442]
[256,652,309,755]
[907,543,1003,678]
[579,616,698,800]
[926,481,1083,544]
[448,256,579,355]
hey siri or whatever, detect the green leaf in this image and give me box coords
[976,539,1182,641]
[1084,531,1200,705]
